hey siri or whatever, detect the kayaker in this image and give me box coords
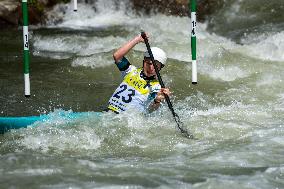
[107,33,171,113]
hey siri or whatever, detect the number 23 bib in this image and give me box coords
[108,68,159,113]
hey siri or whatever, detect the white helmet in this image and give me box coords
[144,47,167,65]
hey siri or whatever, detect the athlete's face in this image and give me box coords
[143,58,162,77]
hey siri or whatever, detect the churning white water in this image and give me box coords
[0,0,283,188]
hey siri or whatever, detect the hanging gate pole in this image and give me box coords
[190,0,197,84]
[22,0,30,97]
[74,0,77,11]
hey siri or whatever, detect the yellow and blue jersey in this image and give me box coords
[108,57,160,113]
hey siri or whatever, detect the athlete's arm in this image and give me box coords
[148,88,171,113]
[113,33,148,63]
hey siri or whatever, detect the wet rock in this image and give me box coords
[131,0,225,21]
[131,0,189,17]
[197,0,225,21]
[0,0,225,27]
[0,0,70,27]
[0,0,20,26]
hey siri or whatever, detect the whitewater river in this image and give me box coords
[0,0,283,188]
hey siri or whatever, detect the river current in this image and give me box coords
[0,0,283,188]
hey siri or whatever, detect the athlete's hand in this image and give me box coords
[155,88,171,103]
[136,32,149,43]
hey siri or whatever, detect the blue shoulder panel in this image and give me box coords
[116,57,131,71]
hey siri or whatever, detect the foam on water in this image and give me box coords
[0,109,191,156]
[71,53,114,68]
[256,72,283,87]
[199,63,249,82]
[30,0,284,90]
[48,0,136,29]
[34,2,230,62]
[33,35,126,58]
[1,1,284,188]
[7,168,62,176]
[241,31,284,62]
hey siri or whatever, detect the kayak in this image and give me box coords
[0,111,102,134]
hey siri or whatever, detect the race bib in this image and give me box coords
[108,68,160,113]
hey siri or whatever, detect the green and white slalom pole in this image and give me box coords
[74,0,77,11]
[22,0,30,97]
[190,0,197,84]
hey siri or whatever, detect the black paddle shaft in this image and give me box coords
[141,32,192,138]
